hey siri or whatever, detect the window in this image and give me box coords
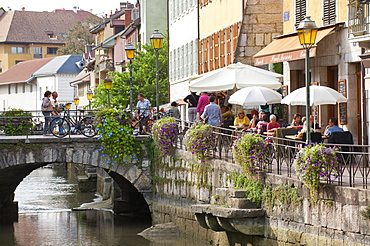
[34,47,42,58]
[11,47,24,54]
[295,0,307,28]
[47,47,58,54]
[22,83,26,93]
[8,84,11,94]
[0,61,2,73]
[323,0,336,26]
[46,31,55,39]
[15,61,23,64]
[29,84,33,93]
[15,84,18,94]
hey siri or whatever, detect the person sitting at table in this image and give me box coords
[309,115,321,132]
[256,114,269,134]
[297,120,314,138]
[221,106,234,121]
[288,113,303,129]
[267,114,280,132]
[247,110,259,129]
[234,110,250,128]
[324,117,343,136]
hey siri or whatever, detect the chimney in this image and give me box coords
[21,7,25,11]
[125,9,132,27]
[85,44,93,54]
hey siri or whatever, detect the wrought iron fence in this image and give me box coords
[174,120,370,189]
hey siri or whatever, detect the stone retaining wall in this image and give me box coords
[150,149,370,245]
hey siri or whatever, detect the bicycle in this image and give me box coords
[49,103,97,138]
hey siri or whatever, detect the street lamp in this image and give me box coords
[150,29,164,115]
[87,89,93,110]
[125,42,136,110]
[104,78,112,108]
[74,97,80,111]
[297,16,318,144]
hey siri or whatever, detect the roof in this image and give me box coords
[93,17,140,50]
[0,57,54,84]
[0,10,95,44]
[33,55,83,76]
[70,70,91,85]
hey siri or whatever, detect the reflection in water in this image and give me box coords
[13,211,151,246]
[0,165,210,246]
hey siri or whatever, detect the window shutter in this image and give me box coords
[295,0,307,28]
[323,0,336,26]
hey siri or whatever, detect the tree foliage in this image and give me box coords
[58,15,102,55]
[92,37,168,109]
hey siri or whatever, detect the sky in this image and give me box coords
[4,0,135,16]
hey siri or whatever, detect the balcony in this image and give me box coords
[349,22,367,37]
[97,58,114,72]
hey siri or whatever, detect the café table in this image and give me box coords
[285,134,328,140]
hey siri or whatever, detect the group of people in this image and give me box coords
[41,90,59,135]
[184,91,223,127]
[42,89,345,138]
[287,113,344,137]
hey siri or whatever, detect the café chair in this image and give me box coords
[302,132,323,143]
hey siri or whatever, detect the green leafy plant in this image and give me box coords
[294,143,341,198]
[263,184,303,210]
[184,123,216,162]
[232,133,272,175]
[360,205,370,219]
[152,117,178,156]
[95,108,139,165]
[92,37,168,109]
[0,109,32,136]
[227,172,265,208]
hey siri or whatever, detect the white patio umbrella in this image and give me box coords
[228,86,282,106]
[281,85,347,106]
[281,85,347,131]
[189,62,282,92]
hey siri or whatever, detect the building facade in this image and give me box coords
[0,55,82,111]
[0,8,95,73]
[254,0,366,144]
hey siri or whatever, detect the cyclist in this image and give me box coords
[136,93,152,134]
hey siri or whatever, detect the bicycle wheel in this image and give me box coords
[50,118,70,138]
[79,116,97,137]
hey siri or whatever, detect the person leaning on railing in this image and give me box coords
[41,90,53,135]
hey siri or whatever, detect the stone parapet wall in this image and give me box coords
[151,149,370,245]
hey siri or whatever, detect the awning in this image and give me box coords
[254,27,336,66]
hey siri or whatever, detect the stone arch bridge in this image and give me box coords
[0,136,152,222]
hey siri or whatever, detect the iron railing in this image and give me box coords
[174,120,370,189]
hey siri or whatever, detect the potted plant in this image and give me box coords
[184,123,216,162]
[294,143,341,198]
[152,117,179,156]
[232,133,272,176]
[95,108,139,165]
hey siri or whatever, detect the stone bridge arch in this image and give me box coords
[0,137,152,222]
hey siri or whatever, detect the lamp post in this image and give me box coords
[87,89,93,110]
[125,42,136,110]
[150,29,164,115]
[104,78,112,108]
[297,16,318,144]
[74,97,80,112]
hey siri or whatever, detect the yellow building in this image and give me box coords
[254,0,367,144]
[0,8,95,73]
[198,0,283,74]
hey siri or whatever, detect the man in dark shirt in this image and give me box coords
[184,91,199,123]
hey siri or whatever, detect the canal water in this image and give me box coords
[0,165,210,246]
